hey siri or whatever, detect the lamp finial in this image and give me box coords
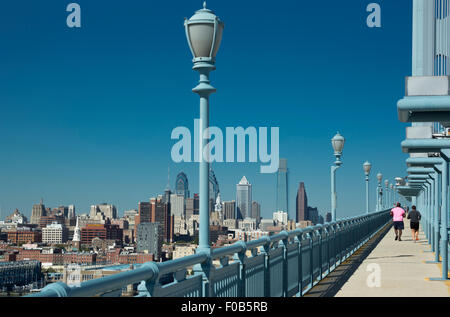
[203,1,207,9]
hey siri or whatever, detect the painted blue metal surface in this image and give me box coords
[27,210,391,297]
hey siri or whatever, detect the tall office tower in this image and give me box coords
[138,202,151,224]
[136,222,160,260]
[276,158,289,214]
[151,197,172,243]
[251,201,261,225]
[185,197,194,220]
[90,203,117,220]
[193,194,199,215]
[170,194,185,218]
[307,207,319,225]
[236,176,252,220]
[223,200,236,220]
[30,199,46,225]
[296,182,308,223]
[175,172,190,199]
[68,205,76,219]
[209,169,220,202]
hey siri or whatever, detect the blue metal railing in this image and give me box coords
[27,210,391,297]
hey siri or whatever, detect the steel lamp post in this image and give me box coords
[390,183,394,206]
[185,2,224,254]
[376,173,383,211]
[384,179,389,208]
[331,132,345,221]
[363,161,372,214]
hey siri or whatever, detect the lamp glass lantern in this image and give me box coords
[331,132,345,157]
[377,173,383,182]
[185,2,224,63]
[363,161,372,175]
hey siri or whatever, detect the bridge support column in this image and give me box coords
[431,154,449,281]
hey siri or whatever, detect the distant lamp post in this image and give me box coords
[395,177,403,206]
[331,132,345,221]
[384,179,389,209]
[390,183,394,206]
[185,1,224,254]
[363,161,372,214]
[376,173,383,211]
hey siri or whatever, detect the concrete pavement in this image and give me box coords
[335,225,449,297]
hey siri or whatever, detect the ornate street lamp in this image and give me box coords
[363,161,372,214]
[331,132,345,221]
[185,2,224,254]
[376,173,383,211]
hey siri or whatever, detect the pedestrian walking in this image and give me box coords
[390,202,406,241]
[407,205,421,242]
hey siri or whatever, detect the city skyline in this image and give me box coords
[0,1,410,223]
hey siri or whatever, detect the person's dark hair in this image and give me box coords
[396,202,401,207]
[412,205,416,210]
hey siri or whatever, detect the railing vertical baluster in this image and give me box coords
[232,241,246,297]
[193,254,213,297]
[295,233,303,297]
[260,240,271,297]
[317,227,323,280]
[281,236,288,297]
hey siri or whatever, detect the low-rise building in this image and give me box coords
[172,244,196,260]
[42,222,68,244]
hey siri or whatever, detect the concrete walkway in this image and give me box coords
[336,226,449,297]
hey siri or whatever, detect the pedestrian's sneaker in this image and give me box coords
[395,236,398,240]
[398,238,402,241]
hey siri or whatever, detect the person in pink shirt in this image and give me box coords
[390,202,406,241]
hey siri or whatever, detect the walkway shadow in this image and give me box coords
[367,255,413,260]
[304,222,393,297]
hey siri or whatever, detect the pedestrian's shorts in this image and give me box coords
[393,221,404,230]
[410,222,419,230]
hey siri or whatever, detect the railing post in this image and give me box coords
[294,233,303,297]
[306,232,313,288]
[317,226,323,280]
[193,252,213,297]
[232,241,247,297]
[280,233,288,297]
[259,238,271,297]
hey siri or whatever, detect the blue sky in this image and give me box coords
[0,0,411,220]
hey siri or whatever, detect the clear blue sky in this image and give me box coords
[0,0,411,220]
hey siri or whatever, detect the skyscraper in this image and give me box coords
[170,194,185,218]
[31,199,46,225]
[223,200,236,220]
[136,222,160,260]
[307,207,319,224]
[236,176,252,220]
[138,202,151,223]
[276,158,289,214]
[68,205,76,219]
[175,172,190,199]
[150,197,173,243]
[251,201,261,224]
[296,182,308,223]
[209,169,220,202]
